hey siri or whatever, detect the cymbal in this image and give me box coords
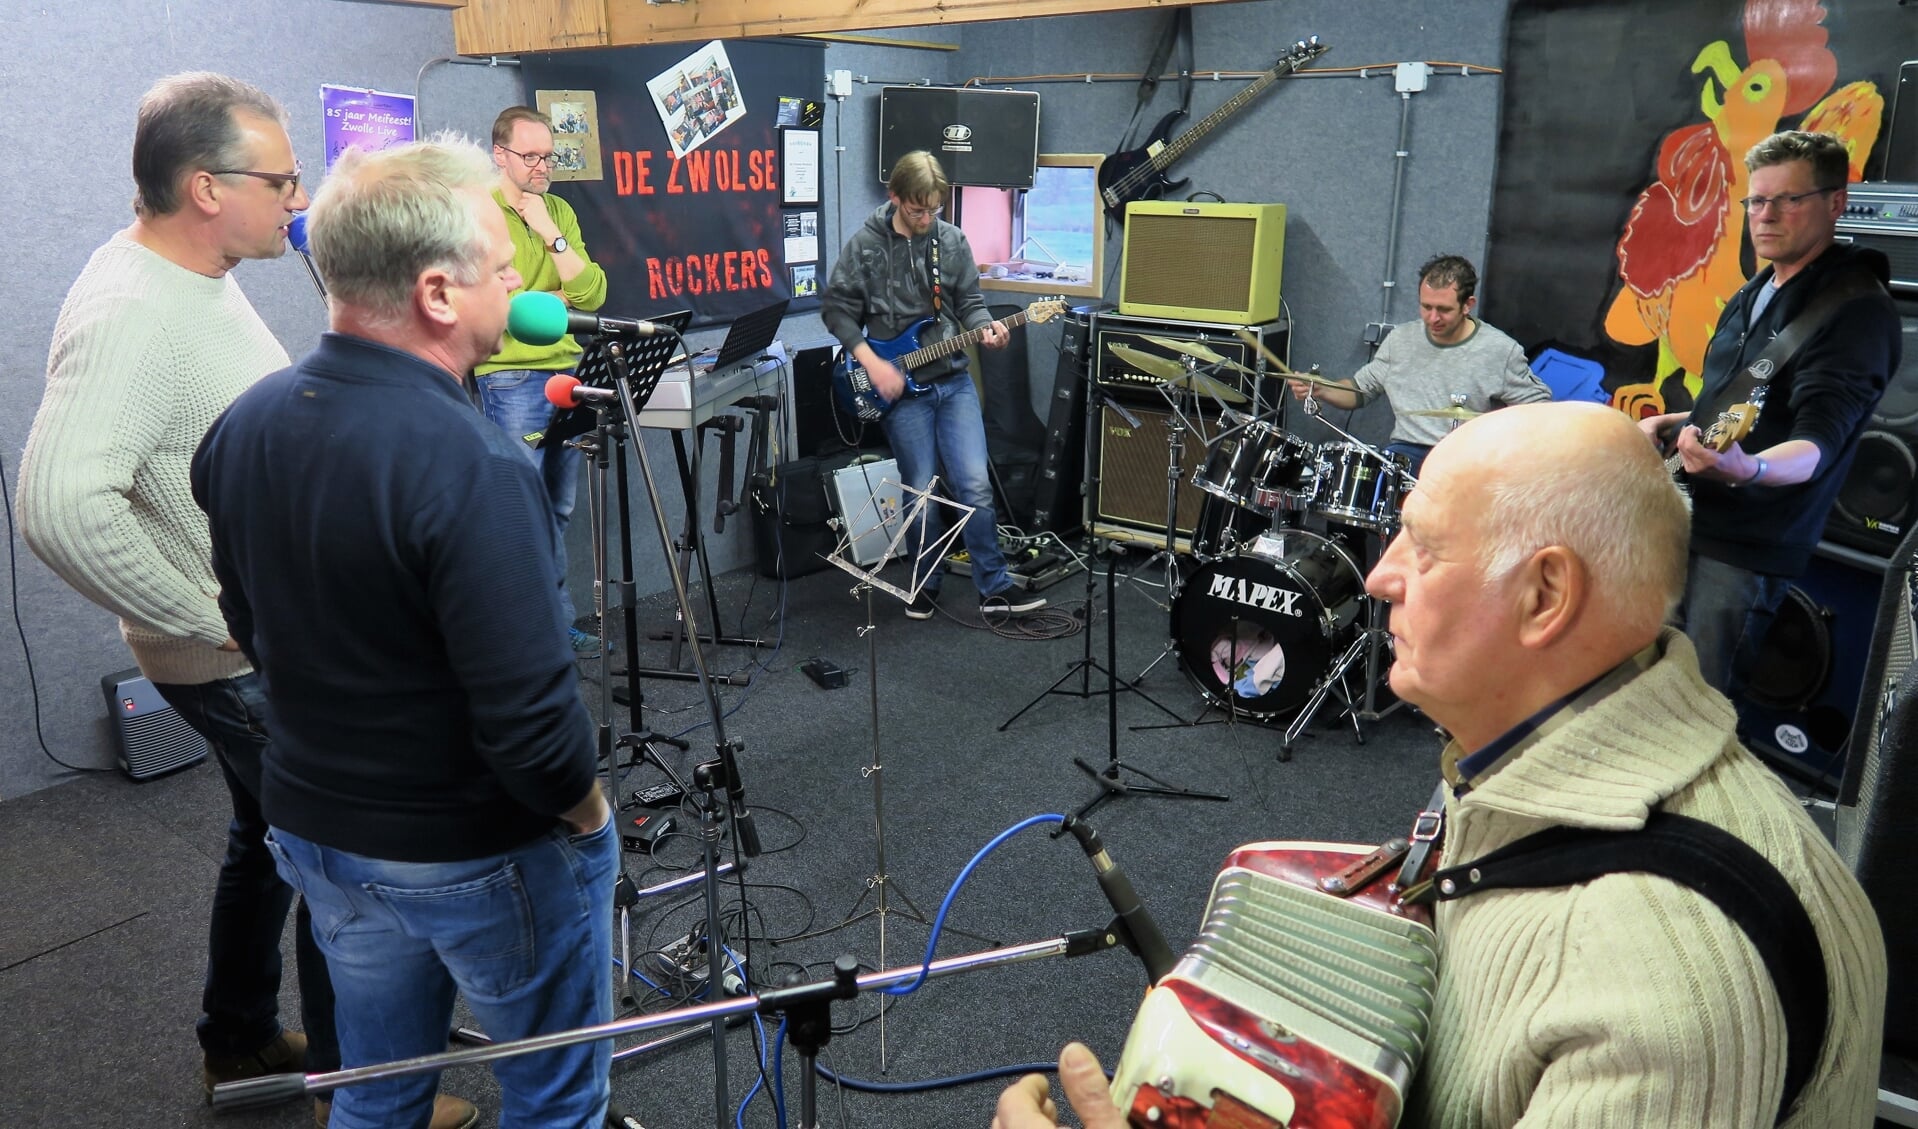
[1139,335,1257,375]
[1108,343,1188,381]
[1402,405,1485,420]
[1164,370,1249,406]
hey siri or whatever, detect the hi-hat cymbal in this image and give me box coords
[1108,343,1188,381]
[1402,405,1485,420]
[1139,335,1257,376]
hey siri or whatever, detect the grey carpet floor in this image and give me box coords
[0,554,1441,1129]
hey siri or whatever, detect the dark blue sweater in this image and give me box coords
[192,333,595,863]
[1686,243,1901,576]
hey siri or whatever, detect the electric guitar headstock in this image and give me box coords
[1699,398,1760,452]
[1025,298,1069,325]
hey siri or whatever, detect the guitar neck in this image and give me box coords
[900,310,1034,370]
[1157,63,1290,167]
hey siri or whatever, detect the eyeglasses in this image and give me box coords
[898,203,943,221]
[213,161,303,198]
[498,145,555,169]
[1738,186,1838,214]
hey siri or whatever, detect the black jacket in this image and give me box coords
[1686,242,1901,576]
[193,333,596,863]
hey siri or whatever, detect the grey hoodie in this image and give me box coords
[821,202,991,381]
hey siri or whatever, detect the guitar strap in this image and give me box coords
[1699,265,1885,421]
[1120,7,1193,149]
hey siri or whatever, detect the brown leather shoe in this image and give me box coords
[202,1030,308,1099]
[314,1093,479,1129]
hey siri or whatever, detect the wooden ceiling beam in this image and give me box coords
[451,0,1250,55]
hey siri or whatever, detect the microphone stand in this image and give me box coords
[599,337,763,1129]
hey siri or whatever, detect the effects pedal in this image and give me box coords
[629,781,686,808]
[620,809,677,852]
[800,657,847,689]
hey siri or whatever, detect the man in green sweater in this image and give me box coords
[993,402,1886,1128]
[474,105,609,654]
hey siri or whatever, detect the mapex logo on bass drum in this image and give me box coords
[941,124,974,152]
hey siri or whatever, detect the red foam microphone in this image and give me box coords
[544,373,618,409]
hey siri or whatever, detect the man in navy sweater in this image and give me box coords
[1640,130,1901,695]
[193,138,614,1129]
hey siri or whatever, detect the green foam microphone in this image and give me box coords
[507,290,664,345]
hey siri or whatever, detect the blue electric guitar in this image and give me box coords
[833,298,1067,421]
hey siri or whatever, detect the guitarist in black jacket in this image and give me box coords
[821,151,1046,621]
[1638,130,1900,696]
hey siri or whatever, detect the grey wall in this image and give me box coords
[1,0,1510,797]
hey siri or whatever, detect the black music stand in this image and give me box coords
[541,310,692,452]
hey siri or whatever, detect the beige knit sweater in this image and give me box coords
[19,234,288,686]
[1408,629,1886,1127]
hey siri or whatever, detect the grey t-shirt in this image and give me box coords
[1351,318,1552,446]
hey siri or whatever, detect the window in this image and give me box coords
[956,154,1105,298]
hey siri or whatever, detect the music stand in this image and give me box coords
[795,478,990,1069]
[541,310,692,452]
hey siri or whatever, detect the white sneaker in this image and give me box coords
[981,590,1046,616]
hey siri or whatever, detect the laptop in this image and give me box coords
[691,297,791,377]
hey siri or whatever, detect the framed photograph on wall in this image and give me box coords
[780,128,820,206]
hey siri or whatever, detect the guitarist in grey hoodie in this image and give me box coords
[822,150,1047,621]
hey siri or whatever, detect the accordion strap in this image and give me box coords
[1431,813,1826,1126]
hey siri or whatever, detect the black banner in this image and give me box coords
[1485,0,1908,417]
[520,41,824,327]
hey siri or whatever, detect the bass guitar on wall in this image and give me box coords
[1098,36,1328,221]
[833,298,1067,421]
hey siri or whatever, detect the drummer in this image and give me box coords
[1286,254,1549,476]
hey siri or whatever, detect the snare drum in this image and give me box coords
[1194,419,1318,517]
[1171,531,1365,718]
[1312,442,1411,532]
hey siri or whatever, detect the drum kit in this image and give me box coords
[1110,330,1483,757]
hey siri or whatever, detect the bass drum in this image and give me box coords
[1172,531,1366,719]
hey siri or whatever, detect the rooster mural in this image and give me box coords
[1604,0,1881,418]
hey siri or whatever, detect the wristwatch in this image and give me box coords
[547,234,568,254]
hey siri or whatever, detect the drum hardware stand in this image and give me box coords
[1002,385,1187,730]
[1068,538,1230,823]
[793,480,993,1070]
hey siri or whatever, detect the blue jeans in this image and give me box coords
[151,674,339,1071]
[476,369,583,616]
[1677,552,1792,697]
[880,374,1012,598]
[264,821,617,1129]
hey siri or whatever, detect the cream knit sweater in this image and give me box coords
[20,234,288,686]
[1409,630,1886,1127]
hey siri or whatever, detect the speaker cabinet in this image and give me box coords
[1030,310,1091,534]
[1824,320,1918,557]
[1736,550,1882,789]
[1884,60,1918,182]
[879,87,1039,189]
[1091,404,1212,548]
[100,668,209,782]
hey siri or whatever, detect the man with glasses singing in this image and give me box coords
[476,105,609,654]
[17,72,474,1128]
[821,149,1046,621]
[1638,129,1900,695]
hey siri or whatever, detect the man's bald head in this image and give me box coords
[1433,402,1691,640]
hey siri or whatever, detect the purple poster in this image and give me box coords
[321,85,417,172]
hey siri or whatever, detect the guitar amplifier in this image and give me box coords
[1119,202,1285,324]
[100,668,210,782]
[1092,314,1289,409]
[1091,403,1215,549]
